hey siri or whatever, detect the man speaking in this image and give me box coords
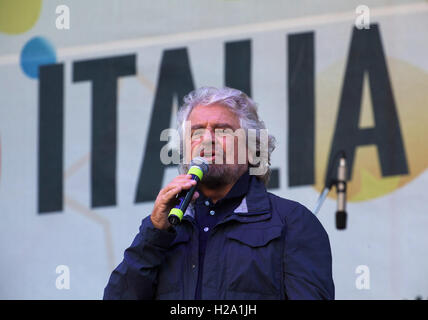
[103,87,334,300]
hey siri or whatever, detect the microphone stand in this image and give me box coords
[313,187,330,216]
[313,150,347,230]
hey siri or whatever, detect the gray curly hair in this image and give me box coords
[176,87,276,186]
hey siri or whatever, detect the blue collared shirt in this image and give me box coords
[194,171,251,299]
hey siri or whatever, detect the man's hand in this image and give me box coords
[150,174,200,230]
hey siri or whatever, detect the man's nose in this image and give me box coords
[201,128,216,142]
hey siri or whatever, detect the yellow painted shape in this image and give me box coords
[314,58,428,202]
[351,168,401,202]
[0,0,42,34]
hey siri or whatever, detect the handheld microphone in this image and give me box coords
[336,156,347,230]
[168,157,209,226]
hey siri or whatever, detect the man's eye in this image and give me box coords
[216,129,234,137]
[192,130,205,139]
[192,129,206,137]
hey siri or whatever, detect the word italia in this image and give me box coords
[37,23,408,213]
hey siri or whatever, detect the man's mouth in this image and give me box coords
[202,155,216,162]
[199,152,218,164]
[200,150,215,157]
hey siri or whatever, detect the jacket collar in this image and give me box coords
[235,174,270,215]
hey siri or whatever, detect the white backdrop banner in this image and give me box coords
[0,0,427,299]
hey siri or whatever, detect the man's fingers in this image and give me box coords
[160,175,195,195]
[163,186,182,201]
[163,181,198,203]
[163,180,194,198]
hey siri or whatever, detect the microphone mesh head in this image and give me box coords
[190,157,209,175]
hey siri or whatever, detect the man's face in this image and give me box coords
[186,103,248,187]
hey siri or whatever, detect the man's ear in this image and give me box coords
[247,151,254,165]
[247,146,256,165]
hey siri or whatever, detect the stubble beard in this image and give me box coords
[200,163,248,189]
